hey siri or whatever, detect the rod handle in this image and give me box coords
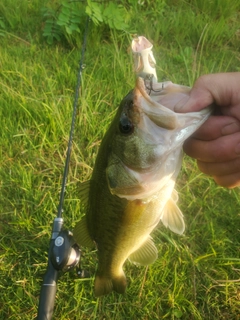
[36,260,59,320]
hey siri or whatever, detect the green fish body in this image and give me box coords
[74,78,211,296]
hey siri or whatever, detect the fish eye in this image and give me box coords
[119,113,134,135]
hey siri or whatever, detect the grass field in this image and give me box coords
[0,1,240,319]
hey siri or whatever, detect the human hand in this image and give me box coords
[174,72,240,188]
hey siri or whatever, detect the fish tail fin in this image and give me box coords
[112,273,127,294]
[94,272,127,297]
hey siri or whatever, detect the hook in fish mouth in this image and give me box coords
[144,75,165,95]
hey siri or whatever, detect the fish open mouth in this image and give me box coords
[134,77,192,130]
[107,77,211,201]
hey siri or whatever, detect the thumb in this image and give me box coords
[174,75,215,113]
[174,85,213,113]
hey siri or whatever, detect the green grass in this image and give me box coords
[0,1,240,319]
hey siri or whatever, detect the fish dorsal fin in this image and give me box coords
[73,215,94,248]
[79,180,90,207]
[161,190,185,235]
[128,237,158,266]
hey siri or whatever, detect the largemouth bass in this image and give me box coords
[73,37,211,297]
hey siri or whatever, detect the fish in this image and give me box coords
[73,36,211,296]
[73,76,211,297]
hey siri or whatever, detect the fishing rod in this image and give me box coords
[36,17,90,320]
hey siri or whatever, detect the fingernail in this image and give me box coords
[174,96,190,112]
[235,143,240,155]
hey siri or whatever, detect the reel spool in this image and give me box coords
[51,230,81,272]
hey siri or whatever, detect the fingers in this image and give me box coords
[183,114,240,188]
[197,157,240,177]
[184,133,240,163]
[190,115,240,141]
[213,173,240,188]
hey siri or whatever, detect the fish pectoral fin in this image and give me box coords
[94,272,127,297]
[161,191,185,235]
[78,180,90,207]
[128,237,158,266]
[73,215,94,248]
